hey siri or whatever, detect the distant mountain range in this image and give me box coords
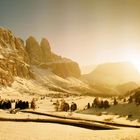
[81,62,140,85]
[80,62,140,96]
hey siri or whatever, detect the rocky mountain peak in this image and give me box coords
[26,36,42,64]
[41,38,51,52]
[0,27,81,87]
[26,36,81,78]
[0,28,34,86]
[0,28,16,50]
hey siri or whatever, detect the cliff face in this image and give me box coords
[40,62,81,78]
[25,37,62,64]
[0,28,81,87]
[26,37,81,78]
[0,28,33,86]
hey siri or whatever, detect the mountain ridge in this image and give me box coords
[82,62,140,85]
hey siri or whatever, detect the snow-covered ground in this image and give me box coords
[0,96,140,140]
[0,121,140,140]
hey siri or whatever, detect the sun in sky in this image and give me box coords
[125,52,140,73]
[129,59,140,73]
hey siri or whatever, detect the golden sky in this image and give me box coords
[1,0,140,69]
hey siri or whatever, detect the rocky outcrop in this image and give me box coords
[26,36,42,65]
[40,38,52,63]
[40,61,81,78]
[26,37,62,64]
[26,37,81,78]
[0,27,81,87]
[0,28,34,86]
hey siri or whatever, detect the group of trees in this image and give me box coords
[91,97,110,109]
[129,90,140,105]
[0,98,36,110]
[0,100,12,109]
[84,97,119,110]
[54,99,77,112]
[15,100,29,109]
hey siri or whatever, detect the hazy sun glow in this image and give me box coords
[128,55,140,73]
[131,61,140,73]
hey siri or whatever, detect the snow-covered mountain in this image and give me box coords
[0,27,99,96]
[1,27,138,97]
